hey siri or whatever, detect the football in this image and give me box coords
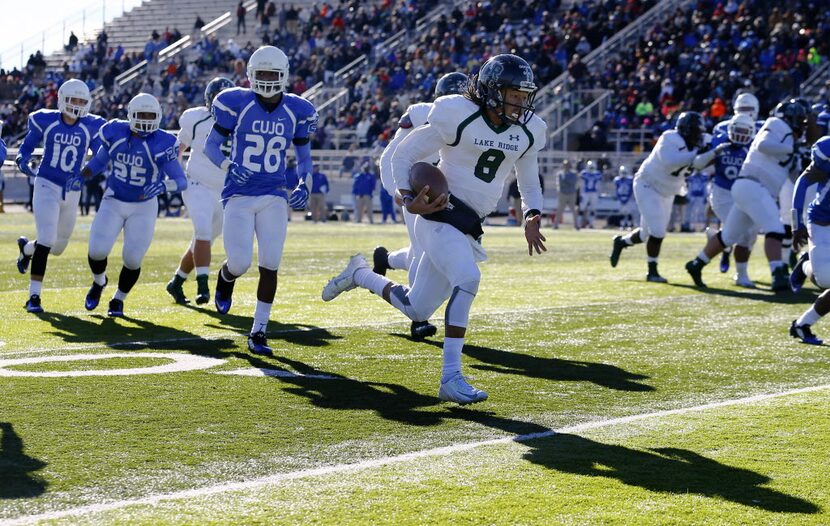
[409,162,449,202]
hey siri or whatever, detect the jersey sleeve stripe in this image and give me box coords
[212,99,237,117]
[192,115,212,146]
[448,110,481,147]
[519,124,534,158]
[283,106,297,129]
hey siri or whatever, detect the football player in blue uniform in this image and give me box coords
[613,165,635,229]
[579,160,602,228]
[789,137,830,344]
[203,45,318,356]
[81,93,187,317]
[14,79,106,313]
[815,103,830,136]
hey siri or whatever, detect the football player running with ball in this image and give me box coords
[204,45,318,356]
[165,77,235,305]
[322,54,547,405]
[82,93,187,317]
[373,71,468,341]
[610,112,706,282]
[15,79,106,313]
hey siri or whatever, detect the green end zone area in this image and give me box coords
[0,214,827,523]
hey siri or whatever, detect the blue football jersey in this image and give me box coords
[95,120,182,202]
[18,109,106,189]
[614,175,633,204]
[211,88,318,200]
[710,133,749,191]
[686,171,708,197]
[817,110,830,136]
[580,170,602,193]
[0,137,6,165]
[808,137,830,224]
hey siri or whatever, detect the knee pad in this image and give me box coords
[226,255,252,277]
[51,238,69,256]
[88,255,108,275]
[117,266,141,294]
[388,284,428,322]
[31,243,51,276]
[445,280,479,329]
[765,232,785,242]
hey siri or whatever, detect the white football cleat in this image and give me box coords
[734,275,756,288]
[438,373,488,405]
[321,254,369,301]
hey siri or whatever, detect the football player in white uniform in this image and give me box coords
[684,100,807,290]
[372,71,468,341]
[165,77,235,305]
[14,79,106,313]
[322,54,547,405]
[610,112,706,282]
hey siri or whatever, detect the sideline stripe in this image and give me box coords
[2,294,710,357]
[9,383,830,524]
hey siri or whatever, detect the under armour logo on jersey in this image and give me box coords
[509,134,520,141]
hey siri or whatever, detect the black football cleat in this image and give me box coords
[685,259,707,288]
[195,275,210,305]
[790,320,823,345]
[166,277,189,304]
[790,252,809,293]
[372,246,390,276]
[107,298,124,317]
[411,320,438,340]
[609,235,627,268]
[16,237,31,274]
[719,251,730,273]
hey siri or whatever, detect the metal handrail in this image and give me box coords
[547,90,612,150]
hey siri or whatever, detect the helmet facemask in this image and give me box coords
[60,95,90,119]
[727,115,755,145]
[249,68,287,98]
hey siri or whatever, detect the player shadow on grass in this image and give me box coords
[0,422,47,499]
[668,282,819,304]
[524,433,819,513]
[394,336,653,392]
[243,353,552,435]
[184,304,341,348]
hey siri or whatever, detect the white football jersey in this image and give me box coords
[635,130,697,198]
[379,101,435,194]
[739,116,795,196]
[426,95,546,217]
[178,106,227,190]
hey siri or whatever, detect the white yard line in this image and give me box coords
[9,382,829,525]
[2,294,707,356]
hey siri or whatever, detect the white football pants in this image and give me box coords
[182,180,223,243]
[88,195,158,269]
[223,195,288,275]
[721,178,784,246]
[32,178,80,255]
[634,179,673,239]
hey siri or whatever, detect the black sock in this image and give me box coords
[31,243,51,275]
[118,266,141,294]
[216,265,236,297]
[648,261,659,275]
[88,255,108,275]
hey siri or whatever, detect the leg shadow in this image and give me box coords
[0,422,47,499]
[524,433,819,513]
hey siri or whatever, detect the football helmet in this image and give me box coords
[434,72,467,98]
[474,54,537,125]
[727,114,756,145]
[675,111,706,148]
[619,165,629,177]
[57,79,91,119]
[204,76,234,109]
[127,93,162,134]
[774,100,808,136]
[247,45,289,98]
[585,160,595,170]
[733,92,759,121]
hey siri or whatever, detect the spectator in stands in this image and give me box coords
[557,160,579,230]
[379,186,396,224]
[256,0,266,19]
[352,162,375,224]
[194,15,205,32]
[309,165,329,223]
[237,2,247,35]
[340,144,357,178]
[66,32,79,53]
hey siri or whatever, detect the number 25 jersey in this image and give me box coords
[211,87,317,200]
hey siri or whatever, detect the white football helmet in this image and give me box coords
[618,165,629,177]
[127,93,162,134]
[585,160,595,170]
[727,113,756,145]
[58,79,91,119]
[247,46,289,98]
[733,92,759,121]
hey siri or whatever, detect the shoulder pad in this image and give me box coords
[398,113,413,129]
[405,102,432,128]
[151,130,180,161]
[427,95,478,143]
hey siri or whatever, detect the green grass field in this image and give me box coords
[0,212,828,525]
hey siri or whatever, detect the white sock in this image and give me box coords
[441,337,464,382]
[735,262,749,278]
[251,300,272,335]
[23,241,35,257]
[769,260,784,272]
[647,256,658,263]
[354,267,392,296]
[114,289,127,301]
[195,266,209,277]
[622,235,634,246]
[804,260,814,279]
[387,248,409,270]
[697,251,710,264]
[29,280,42,296]
[176,268,189,279]
[93,272,107,286]
[797,306,822,326]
